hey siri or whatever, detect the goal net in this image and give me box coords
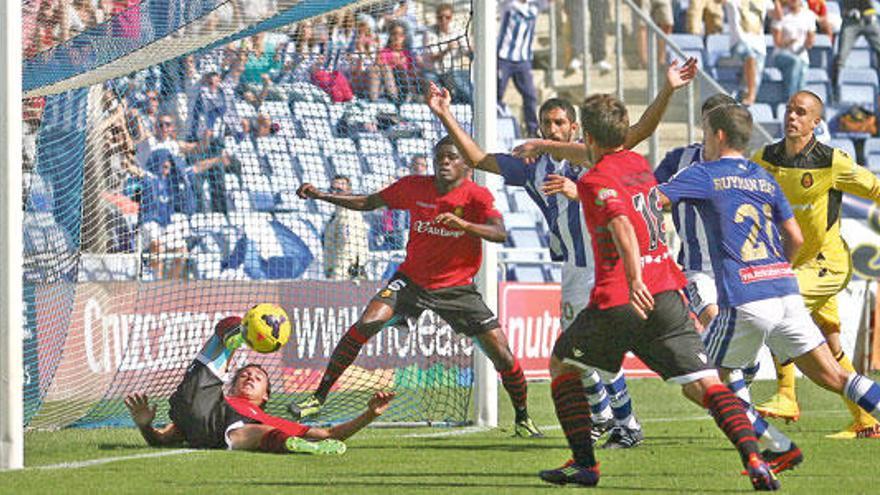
[22,0,476,429]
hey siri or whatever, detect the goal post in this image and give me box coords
[0,0,24,472]
[471,0,498,428]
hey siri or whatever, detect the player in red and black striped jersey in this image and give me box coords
[291,136,543,437]
[124,316,393,455]
[539,94,779,491]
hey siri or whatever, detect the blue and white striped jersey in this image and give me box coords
[654,143,712,273]
[497,0,542,63]
[496,153,593,269]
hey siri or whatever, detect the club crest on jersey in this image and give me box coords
[801,172,813,189]
[453,206,464,217]
[595,188,618,206]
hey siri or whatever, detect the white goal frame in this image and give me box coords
[0,0,24,471]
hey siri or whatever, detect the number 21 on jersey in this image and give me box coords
[735,203,780,262]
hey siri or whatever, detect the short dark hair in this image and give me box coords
[232,364,271,404]
[331,174,351,184]
[701,93,738,116]
[539,98,577,124]
[436,3,453,15]
[433,135,457,155]
[705,104,753,152]
[580,94,629,148]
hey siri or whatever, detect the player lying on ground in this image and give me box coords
[125,315,394,454]
[539,94,780,491]
[424,60,700,447]
[655,102,880,468]
[752,91,880,438]
[292,136,543,437]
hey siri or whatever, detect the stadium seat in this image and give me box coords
[267,152,296,178]
[291,100,329,121]
[299,116,335,140]
[254,135,288,155]
[323,137,358,155]
[838,84,877,110]
[757,68,786,106]
[665,34,704,65]
[330,154,364,181]
[508,265,546,282]
[364,155,398,178]
[548,265,561,283]
[357,133,395,156]
[297,154,331,189]
[288,138,322,155]
[235,101,257,119]
[705,34,733,68]
[494,190,511,212]
[808,34,833,69]
[509,227,545,249]
[451,104,473,123]
[505,212,538,229]
[509,189,534,212]
[190,212,228,232]
[397,137,433,157]
[842,40,878,69]
[865,138,880,172]
[829,138,857,160]
[399,103,434,123]
[838,68,879,87]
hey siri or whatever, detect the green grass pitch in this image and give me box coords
[3,377,880,494]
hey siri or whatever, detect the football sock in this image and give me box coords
[500,360,528,418]
[259,428,291,454]
[703,384,761,467]
[601,369,639,430]
[315,325,369,402]
[196,335,235,379]
[582,369,613,423]
[836,352,879,427]
[727,370,791,453]
[774,357,797,402]
[552,372,596,467]
[844,373,880,422]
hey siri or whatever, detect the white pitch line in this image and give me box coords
[30,449,196,471]
[403,426,491,438]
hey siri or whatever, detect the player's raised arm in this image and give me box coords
[623,58,698,149]
[512,58,698,165]
[296,183,386,211]
[425,82,501,174]
[607,215,654,319]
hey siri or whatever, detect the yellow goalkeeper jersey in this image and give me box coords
[752,137,880,270]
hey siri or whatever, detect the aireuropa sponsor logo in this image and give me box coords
[413,220,465,238]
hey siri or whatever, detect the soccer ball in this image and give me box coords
[242,303,292,353]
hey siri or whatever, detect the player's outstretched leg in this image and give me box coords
[540,369,600,486]
[582,369,614,442]
[598,369,643,449]
[474,328,543,437]
[684,379,780,491]
[289,302,394,420]
[254,426,347,455]
[756,358,801,423]
[198,316,245,377]
[726,369,803,475]
[826,349,880,439]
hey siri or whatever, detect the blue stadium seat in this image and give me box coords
[808,34,833,69]
[842,44,877,69]
[288,138,322,155]
[705,34,733,67]
[494,190,511,213]
[757,68,786,106]
[254,135,288,154]
[804,82,829,104]
[509,189,534,213]
[299,116,335,140]
[364,155,397,177]
[323,137,358,155]
[865,138,880,172]
[399,103,434,123]
[505,212,538,229]
[291,100,329,121]
[749,103,775,122]
[839,68,879,86]
[509,227,544,249]
[666,34,704,65]
[829,138,857,160]
[357,133,395,155]
[397,137,433,158]
[508,265,546,283]
[297,154,330,189]
[838,84,877,110]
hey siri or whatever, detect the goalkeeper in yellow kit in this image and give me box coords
[752,90,880,439]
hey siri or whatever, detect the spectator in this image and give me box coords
[240,113,281,139]
[325,11,357,72]
[350,14,383,101]
[424,3,472,102]
[498,0,543,137]
[634,0,674,69]
[322,175,369,280]
[126,150,191,280]
[563,0,611,75]
[725,0,767,105]
[281,20,325,83]
[686,0,724,35]
[22,97,45,175]
[241,34,284,84]
[772,0,816,101]
[377,20,420,102]
[833,0,880,88]
[775,0,835,39]
[409,154,428,175]
[187,71,230,213]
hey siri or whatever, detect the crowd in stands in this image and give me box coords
[21,0,880,284]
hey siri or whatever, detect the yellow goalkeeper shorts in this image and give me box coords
[795,258,852,336]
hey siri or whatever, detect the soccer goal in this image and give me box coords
[2,0,501,469]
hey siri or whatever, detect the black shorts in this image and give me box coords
[371,272,499,336]
[168,361,256,448]
[553,290,715,382]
